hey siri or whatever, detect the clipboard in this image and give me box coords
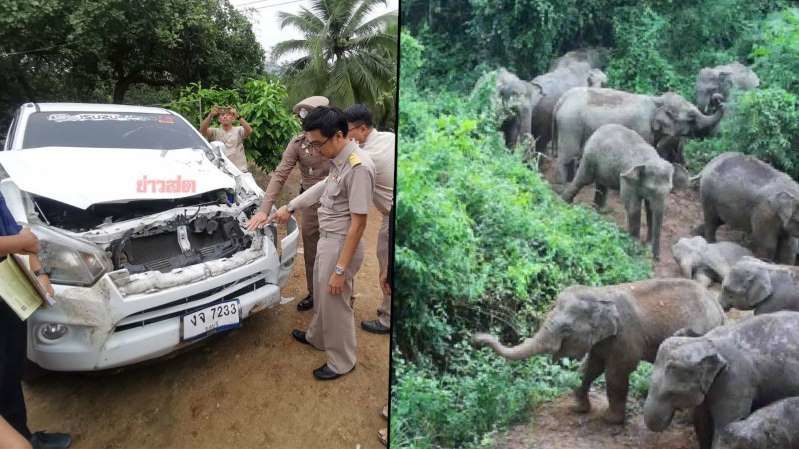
[0,254,54,321]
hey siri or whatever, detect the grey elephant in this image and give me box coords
[644,312,799,449]
[672,236,753,287]
[552,87,724,183]
[529,62,607,154]
[561,124,689,259]
[696,62,759,113]
[495,67,541,149]
[719,256,799,314]
[473,279,725,424]
[549,47,610,72]
[698,152,799,264]
[715,397,799,449]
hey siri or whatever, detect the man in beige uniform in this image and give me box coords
[343,104,395,334]
[269,107,375,380]
[247,96,330,311]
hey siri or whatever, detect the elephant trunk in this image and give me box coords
[643,392,676,432]
[679,257,695,280]
[694,103,724,133]
[472,326,557,361]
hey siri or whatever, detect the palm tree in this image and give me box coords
[271,0,398,126]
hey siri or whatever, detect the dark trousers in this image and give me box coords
[0,301,31,439]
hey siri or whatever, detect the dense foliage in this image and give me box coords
[0,0,264,126]
[392,32,652,449]
[168,79,300,172]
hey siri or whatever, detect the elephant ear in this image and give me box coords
[690,342,727,394]
[651,106,675,136]
[587,295,620,344]
[621,165,646,183]
[744,266,773,307]
[775,191,798,226]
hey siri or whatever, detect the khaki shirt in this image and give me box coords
[361,129,395,215]
[259,134,329,213]
[289,140,375,235]
[209,126,248,172]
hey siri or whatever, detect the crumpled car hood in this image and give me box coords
[0,146,236,209]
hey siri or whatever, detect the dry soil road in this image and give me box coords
[24,168,390,449]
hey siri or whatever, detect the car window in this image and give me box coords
[22,112,209,150]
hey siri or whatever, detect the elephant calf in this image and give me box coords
[716,397,799,449]
[561,124,689,259]
[699,152,799,264]
[719,256,799,314]
[473,279,725,424]
[672,236,753,287]
[644,312,799,449]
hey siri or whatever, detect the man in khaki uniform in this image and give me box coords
[247,96,330,311]
[344,104,395,334]
[269,107,375,380]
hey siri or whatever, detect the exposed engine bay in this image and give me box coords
[109,214,252,274]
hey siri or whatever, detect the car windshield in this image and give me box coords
[22,111,209,150]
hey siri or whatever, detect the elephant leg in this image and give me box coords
[693,402,713,449]
[593,185,608,211]
[555,153,571,185]
[603,362,634,425]
[751,216,780,262]
[701,201,722,243]
[645,199,653,243]
[648,200,665,260]
[572,352,605,414]
[776,235,798,265]
[621,187,643,240]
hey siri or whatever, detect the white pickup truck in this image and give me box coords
[0,102,298,371]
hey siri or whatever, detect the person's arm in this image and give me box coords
[200,106,219,139]
[264,179,327,227]
[233,108,252,138]
[0,228,38,256]
[328,213,368,295]
[28,254,54,296]
[245,142,302,231]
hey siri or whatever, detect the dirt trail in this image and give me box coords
[492,160,749,449]
[24,168,390,449]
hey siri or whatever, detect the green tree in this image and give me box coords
[271,0,397,126]
[0,0,265,123]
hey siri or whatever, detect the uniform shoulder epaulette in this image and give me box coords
[348,152,362,167]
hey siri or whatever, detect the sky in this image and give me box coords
[230,0,399,63]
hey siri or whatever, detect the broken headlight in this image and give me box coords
[33,226,112,286]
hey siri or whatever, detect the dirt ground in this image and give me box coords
[491,160,749,449]
[24,167,390,449]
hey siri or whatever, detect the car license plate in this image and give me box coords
[181,300,241,341]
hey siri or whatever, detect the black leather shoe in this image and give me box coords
[291,329,311,346]
[313,363,353,381]
[297,294,314,311]
[361,319,390,335]
[30,431,72,449]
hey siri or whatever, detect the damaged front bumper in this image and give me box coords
[27,217,299,371]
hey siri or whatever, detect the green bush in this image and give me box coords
[749,8,799,91]
[684,88,799,176]
[392,34,652,449]
[168,79,300,171]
